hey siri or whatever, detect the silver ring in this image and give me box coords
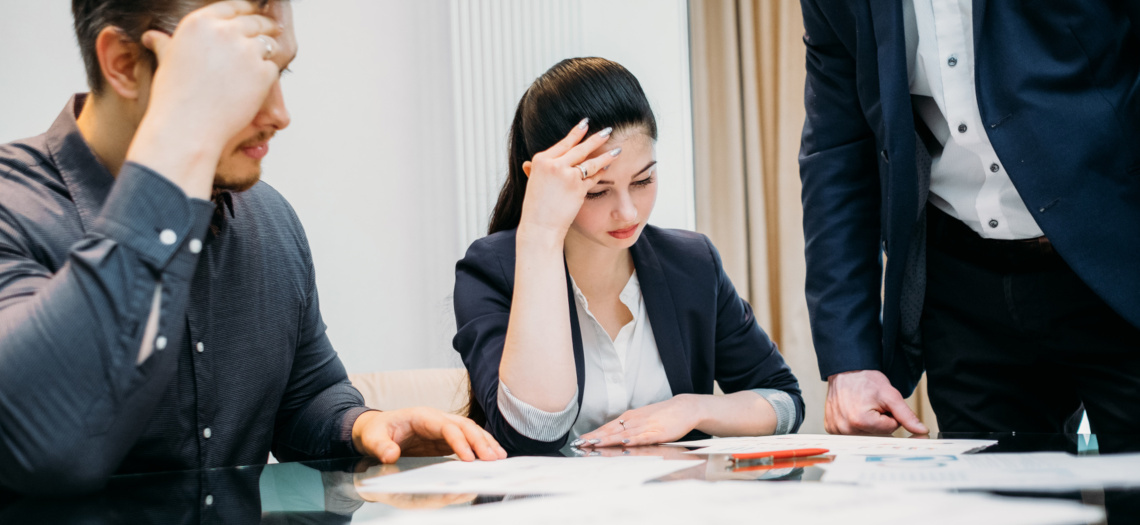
[576,164,589,180]
[618,419,626,430]
[257,35,275,60]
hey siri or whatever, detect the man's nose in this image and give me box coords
[253,82,290,131]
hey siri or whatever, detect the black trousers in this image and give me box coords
[921,207,1140,443]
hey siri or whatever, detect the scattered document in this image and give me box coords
[357,456,704,495]
[668,434,996,456]
[820,451,1140,492]
[364,480,1103,525]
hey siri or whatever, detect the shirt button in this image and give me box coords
[159,229,177,246]
[990,163,1000,173]
[988,219,999,228]
[203,427,212,439]
[196,342,205,353]
[189,239,203,254]
[947,55,958,67]
[205,495,214,507]
[957,123,968,133]
[155,335,167,351]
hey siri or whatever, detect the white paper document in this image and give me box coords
[667,433,996,456]
[364,480,1103,525]
[357,456,704,495]
[820,451,1140,492]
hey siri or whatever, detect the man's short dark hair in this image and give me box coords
[72,0,274,96]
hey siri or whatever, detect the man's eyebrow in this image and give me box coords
[593,161,658,185]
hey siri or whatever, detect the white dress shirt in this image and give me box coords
[904,0,1044,239]
[496,270,796,442]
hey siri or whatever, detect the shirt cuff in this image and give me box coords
[753,388,796,435]
[497,380,577,442]
[92,161,214,280]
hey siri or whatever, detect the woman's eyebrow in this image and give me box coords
[594,161,658,185]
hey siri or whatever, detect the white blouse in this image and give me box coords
[496,270,795,442]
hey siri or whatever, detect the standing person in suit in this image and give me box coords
[453,57,804,455]
[798,1,1140,436]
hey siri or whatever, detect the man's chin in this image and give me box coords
[213,173,261,193]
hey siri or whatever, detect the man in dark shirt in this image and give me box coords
[0,0,505,495]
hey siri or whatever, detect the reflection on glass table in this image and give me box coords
[0,433,1136,524]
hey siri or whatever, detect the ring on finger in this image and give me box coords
[257,35,276,60]
[575,164,589,180]
[618,419,627,430]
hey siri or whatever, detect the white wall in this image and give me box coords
[0,0,694,374]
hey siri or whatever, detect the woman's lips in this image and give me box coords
[608,224,639,239]
[241,143,270,160]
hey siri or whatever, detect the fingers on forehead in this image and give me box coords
[210,0,260,18]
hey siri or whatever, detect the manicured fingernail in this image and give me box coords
[622,439,630,444]
[570,439,585,447]
[609,147,622,157]
[589,439,601,445]
[599,127,613,137]
[577,118,589,130]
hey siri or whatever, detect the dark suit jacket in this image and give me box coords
[452,225,804,454]
[799,0,1140,396]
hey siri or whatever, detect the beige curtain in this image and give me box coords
[688,0,938,435]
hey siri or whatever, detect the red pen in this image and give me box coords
[730,447,829,462]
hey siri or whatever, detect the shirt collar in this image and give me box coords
[44,94,237,239]
[569,270,642,311]
[45,94,116,234]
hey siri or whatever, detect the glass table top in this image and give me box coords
[1,433,1136,524]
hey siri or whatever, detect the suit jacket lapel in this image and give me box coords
[870,0,920,238]
[630,232,693,395]
[564,262,587,408]
[973,0,988,56]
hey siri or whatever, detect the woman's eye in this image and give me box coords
[585,190,608,200]
[631,175,655,187]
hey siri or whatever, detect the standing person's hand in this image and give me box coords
[126,1,284,198]
[517,119,622,240]
[824,370,929,435]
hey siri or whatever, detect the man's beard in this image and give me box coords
[212,131,273,193]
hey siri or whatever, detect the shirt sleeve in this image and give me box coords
[0,162,214,495]
[751,388,797,435]
[496,380,578,442]
[269,205,369,462]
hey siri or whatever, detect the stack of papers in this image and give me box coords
[667,434,997,456]
[819,451,1140,492]
[364,480,1103,525]
[357,456,704,495]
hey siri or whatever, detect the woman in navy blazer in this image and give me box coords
[453,57,803,455]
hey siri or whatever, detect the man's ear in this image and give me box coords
[94,26,149,99]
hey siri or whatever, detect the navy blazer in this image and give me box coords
[799,0,1140,396]
[452,225,804,454]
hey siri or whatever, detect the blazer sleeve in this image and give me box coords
[704,236,805,433]
[798,0,887,380]
[452,237,576,455]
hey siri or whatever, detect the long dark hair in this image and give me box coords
[466,57,658,427]
[486,57,659,236]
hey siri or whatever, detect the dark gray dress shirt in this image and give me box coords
[0,95,370,495]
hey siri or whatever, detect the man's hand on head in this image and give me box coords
[824,370,929,435]
[125,0,284,199]
[351,407,508,463]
